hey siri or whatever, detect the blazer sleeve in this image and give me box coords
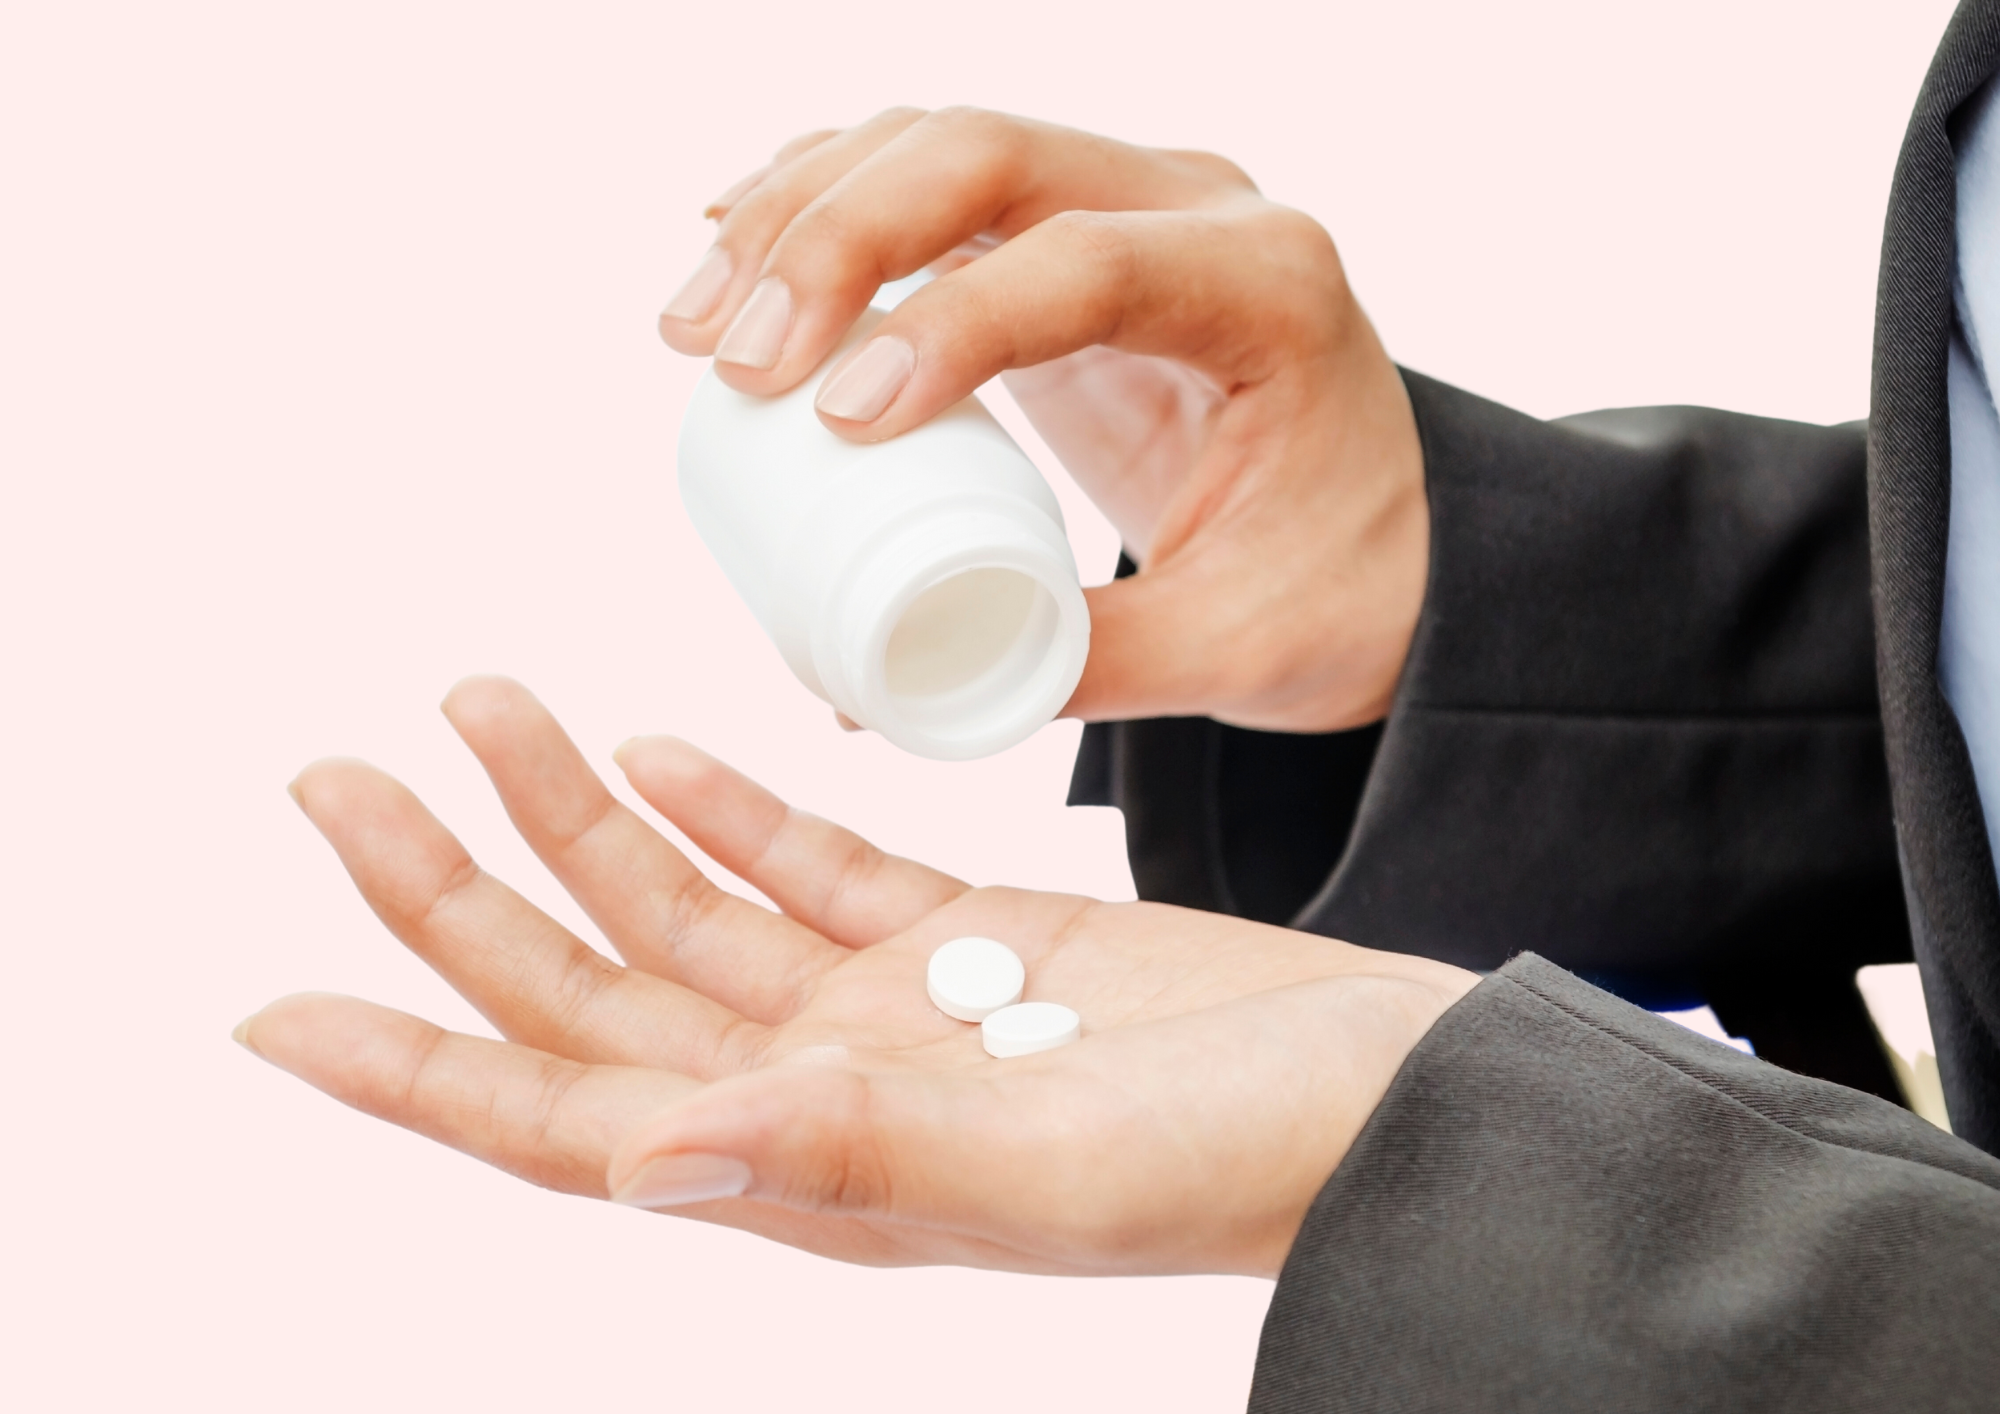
[1249,953,2000,1413]
[1072,371,1911,1095]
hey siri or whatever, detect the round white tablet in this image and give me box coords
[926,936,1026,1022]
[981,1001,1081,1058]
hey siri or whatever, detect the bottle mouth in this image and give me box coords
[883,566,1062,737]
[820,510,1089,761]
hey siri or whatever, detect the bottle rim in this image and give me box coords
[814,502,1089,761]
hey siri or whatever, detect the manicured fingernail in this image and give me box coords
[231,1014,260,1055]
[704,165,770,219]
[816,336,916,422]
[611,1152,752,1209]
[285,778,304,807]
[663,246,733,324]
[715,278,792,369]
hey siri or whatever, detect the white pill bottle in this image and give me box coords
[677,306,1090,761]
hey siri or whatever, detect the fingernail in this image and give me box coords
[715,278,792,370]
[816,336,916,422]
[663,246,733,324]
[611,1152,753,1209]
[285,778,304,808]
[231,1014,261,1055]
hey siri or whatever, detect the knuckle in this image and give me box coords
[398,1023,452,1112]
[798,1076,892,1214]
[523,1053,587,1153]
[1238,204,1349,344]
[661,870,728,949]
[1244,203,1342,285]
[411,853,482,932]
[548,789,618,861]
[544,946,628,1038]
[780,200,881,285]
[774,126,840,161]
[716,176,792,241]
[1044,209,1136,296]
[710,1013,771,1076]
[922,105,1027,168]
[1046,207,1127,255]
[812,833,877,920]
[1167,146,1257,193]
[1263,203,1339,261]
[738,794,793,874]
[925,103,1000,133]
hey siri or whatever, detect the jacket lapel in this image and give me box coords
[1870,0,2000,1153]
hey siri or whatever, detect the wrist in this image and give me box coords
[1240,959,1478,1278]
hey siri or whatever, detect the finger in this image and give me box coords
[1062,337,1426,729]
[238,994,1066,1271]
[604,1058,1172,1272]
[813,200,1337,440]
[696,107,1240,398]
[660,107,927,354]
[1064,514,1415,730]
[770,126,843,167]
[441,676,846,1021]
[998,345,1226,561]
[237,992,695,1197]
[613,734,967,949]
[702,163,772,222]
[703,108,1256,395]
[291,757,766,1078]
[702,128,841,221]
[607,978,1436,1278]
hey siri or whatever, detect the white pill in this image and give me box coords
[981,1001,1081,1058]
[927,937,1026,1022]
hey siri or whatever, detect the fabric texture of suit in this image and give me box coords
[1077,3,2000,1140]
[1066,0,2000,1403]
[1869,0,2000,1158]
[1247,956,2000,1413]
[1072,378,1913,1100]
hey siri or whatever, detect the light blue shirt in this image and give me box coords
[1945,78,2000,876]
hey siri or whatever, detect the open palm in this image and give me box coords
[239,677,1474,1279]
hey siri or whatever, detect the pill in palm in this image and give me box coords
[981,1001,1082,1058]
[927,937,1026,1022]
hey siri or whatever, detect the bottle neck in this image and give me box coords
[813,500,1090,760]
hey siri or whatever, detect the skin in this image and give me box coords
[660,107,1430,732]
[239,114,1457,1279]
[237,677,1478,1278]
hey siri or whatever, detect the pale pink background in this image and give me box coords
[0,1,1961,1407]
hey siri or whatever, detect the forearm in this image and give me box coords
[1078,373,1908,1087]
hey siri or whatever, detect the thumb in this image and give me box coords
[1065,561,1275,725]
[1066,518,1418,732]
[605,1064,1008,1221]
[603,1058,1152,1269]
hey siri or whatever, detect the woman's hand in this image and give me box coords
[237,677,1476,1278]
[659,109,1429,732]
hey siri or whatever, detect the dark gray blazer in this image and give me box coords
[1074,1,2000,1404]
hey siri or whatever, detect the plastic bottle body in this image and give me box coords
[677,311,1090,760]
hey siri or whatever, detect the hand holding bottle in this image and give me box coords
[661,108,1429,732]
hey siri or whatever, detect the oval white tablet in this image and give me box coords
[981,1001,1081,1058]
[927,937,1026,1022]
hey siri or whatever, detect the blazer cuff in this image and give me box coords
[1249,953,2000,1413]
